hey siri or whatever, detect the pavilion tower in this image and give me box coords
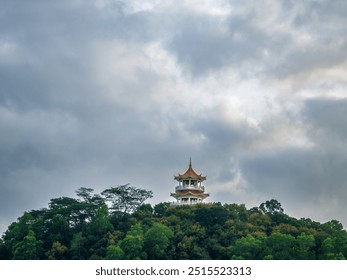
[170,158,209,205]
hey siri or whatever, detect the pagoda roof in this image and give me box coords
[174,159,206,181]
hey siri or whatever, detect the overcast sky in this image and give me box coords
[1,0,347,234]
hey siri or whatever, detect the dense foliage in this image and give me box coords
[1,187,346,260]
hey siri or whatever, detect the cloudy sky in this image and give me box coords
[1,0,347,234]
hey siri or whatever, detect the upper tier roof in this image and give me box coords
[174,159,206,181]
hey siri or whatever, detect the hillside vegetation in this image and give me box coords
[1,185,346,260]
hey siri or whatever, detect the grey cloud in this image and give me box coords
[304,97,347,141]
[167,12,271,77]
[273,1,347,78]
[0,0,159,232]
[240,144,347,226]
[239,97,347,225]
[242,148,332,198]
[165,0,347,80]
[1,0,347,234]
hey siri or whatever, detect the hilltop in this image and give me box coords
[0,185,346,260]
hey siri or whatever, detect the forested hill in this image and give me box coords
[1,185,346,260]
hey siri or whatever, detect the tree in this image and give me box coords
[106,245,124,260]
[229,234,264,260]
[48,197,85,228]
[87,205,113,238]
[75,187,106,222]
[89,237,109,260]
[273,224,299,236]
[102,184,153,214]
[0,238,8,259]
[44,215,71,246]
[76,187,101,204]
[321,220,344,234]
[120,224,145,260]
[83,205,114,259]
[2,188,347,260]
[12,230,42,260]
[295,233,315,259]
[176,236,194,259]
[70,232,87,260]
[248,213,272,234]
[225,203,249,222]
[154,202,171,217]
[264,233,296,260]
[194,204,228,228]
[259,199,284,215]
[133,204,154,221]
[3,212,35,259]
[144,223,173,259]
[45,241,68,260]
[205,237,229,260]
[320,237,346,260]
